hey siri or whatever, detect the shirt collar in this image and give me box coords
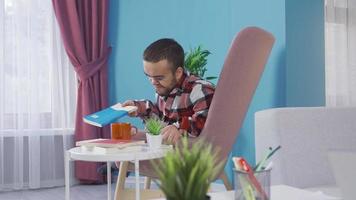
[171,71,187,94]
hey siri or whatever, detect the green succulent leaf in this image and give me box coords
[152,137,222,200]
[145,117,164,135]
[184,45,213,80]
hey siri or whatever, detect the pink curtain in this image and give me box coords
[52,0,111,183]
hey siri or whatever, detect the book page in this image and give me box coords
[111,103,137,112]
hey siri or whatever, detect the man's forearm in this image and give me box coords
[133,99,160,119]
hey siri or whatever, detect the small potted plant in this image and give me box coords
[145,118,164,149]
[152,137,223,200]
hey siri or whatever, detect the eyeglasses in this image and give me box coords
[145,73,168,83]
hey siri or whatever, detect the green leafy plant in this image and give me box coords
[153,137,223,200]
[184,46,217,81]
[145,118,164,135]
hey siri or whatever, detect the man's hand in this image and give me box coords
[122,100,138,117]
[161,125,182,145]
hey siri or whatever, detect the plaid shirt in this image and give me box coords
[134,72,215,137]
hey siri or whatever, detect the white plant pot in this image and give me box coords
[146,133,162,149]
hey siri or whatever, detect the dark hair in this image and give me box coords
[143,38,184,71]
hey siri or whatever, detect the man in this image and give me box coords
[123,38,215,144]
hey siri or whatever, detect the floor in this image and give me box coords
[0,177,227,200]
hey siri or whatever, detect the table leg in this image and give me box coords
[135,159,140,200]
[65,151,70,200]
[107,162,111,200]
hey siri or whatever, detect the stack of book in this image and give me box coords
[76,138,145,154]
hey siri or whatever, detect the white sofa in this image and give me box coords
[255,107,356,189]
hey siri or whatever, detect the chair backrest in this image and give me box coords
[200,27,275,168]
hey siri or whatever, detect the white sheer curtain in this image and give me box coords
[0,0,76,191]
[325,0,356,106]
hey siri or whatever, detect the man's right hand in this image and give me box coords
[122,100,138,117]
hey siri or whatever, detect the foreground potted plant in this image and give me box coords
[145,118,164,149]
[153,137,223,200]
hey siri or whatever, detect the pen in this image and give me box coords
[266,145,281,160]
[262,161,273,171]
[255,145,281,172]
[254,148,272,172]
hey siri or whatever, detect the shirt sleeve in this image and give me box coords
[133,98,161,120]
[182,83,215,137]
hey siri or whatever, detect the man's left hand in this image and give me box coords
[161,125,181,145]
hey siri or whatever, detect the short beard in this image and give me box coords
[156,78,178,97]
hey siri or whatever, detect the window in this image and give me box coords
[0,0,77,191]
[1,0,77,130]
[325,0,356,106]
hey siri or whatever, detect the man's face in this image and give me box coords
[143,59,181,96]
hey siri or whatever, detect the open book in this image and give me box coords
[76,138,145,148]
[76,138,145,154]
[80,145,144,154]
[83,103,137,127]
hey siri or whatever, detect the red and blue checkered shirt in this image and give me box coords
[134,72,215,137]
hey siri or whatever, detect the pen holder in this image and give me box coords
[234,169,271,200]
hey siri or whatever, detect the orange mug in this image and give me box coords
[111,122,137,140]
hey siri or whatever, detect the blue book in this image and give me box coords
[83,103,137,127]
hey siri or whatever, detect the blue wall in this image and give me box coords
[286,0,325,106]
[108,0,324,182]
[225,0,286,182]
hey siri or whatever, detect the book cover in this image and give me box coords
[83,103,137,127]
[76,138,145,149]
[80,145,143,154]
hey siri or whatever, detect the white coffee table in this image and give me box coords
[65,145,172,200]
